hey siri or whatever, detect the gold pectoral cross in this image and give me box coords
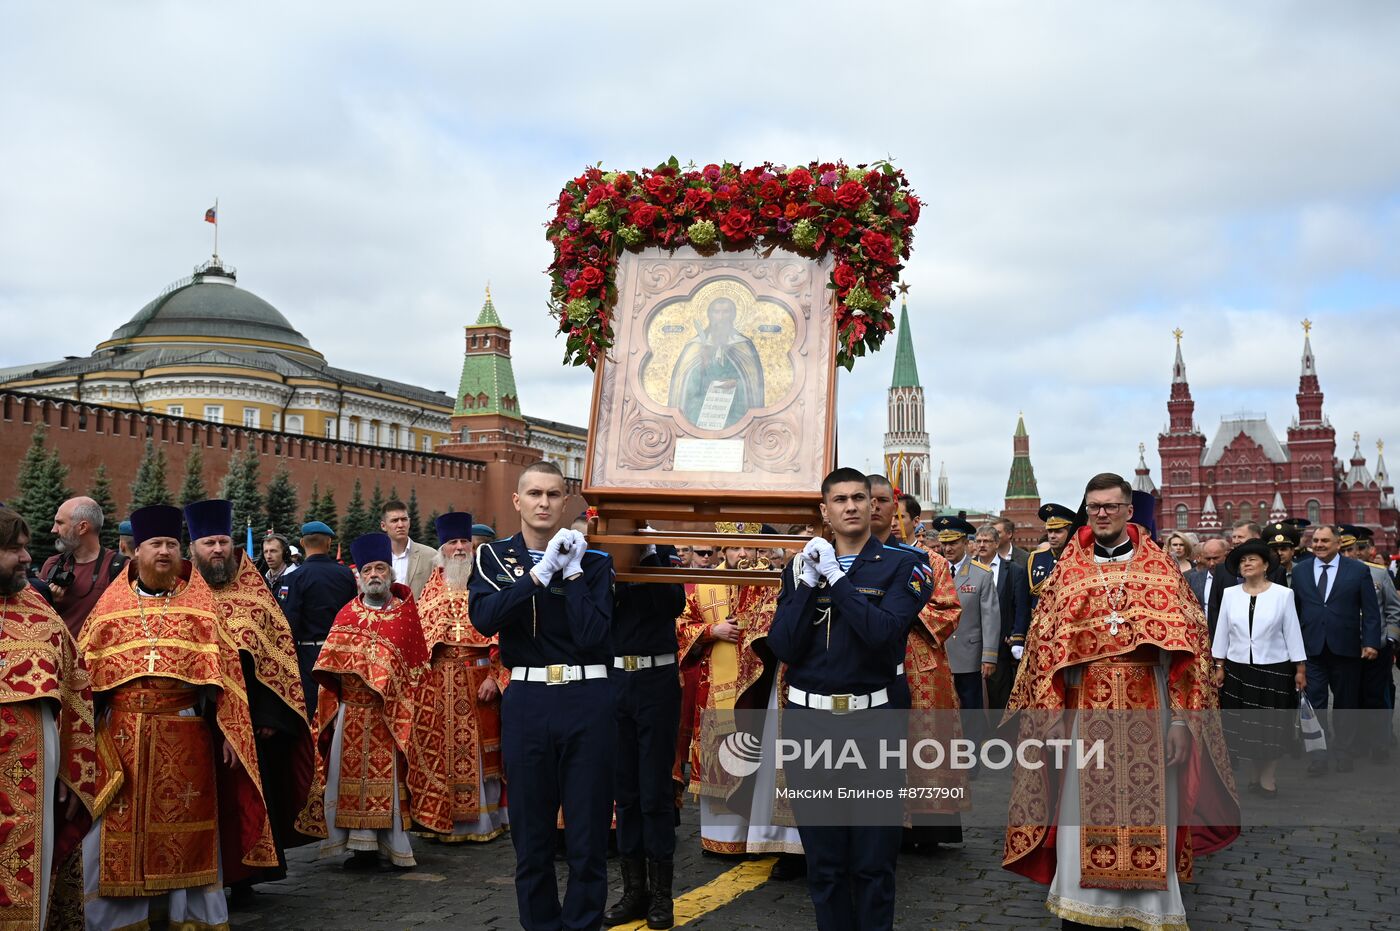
[144,646,160,673]
[452,619,464,641]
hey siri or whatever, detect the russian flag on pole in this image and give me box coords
[204,206,217,224]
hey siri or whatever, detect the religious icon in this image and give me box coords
[584,246,836,498]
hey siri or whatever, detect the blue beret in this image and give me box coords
[184,499,233,542]
[471,523,496,540]
[435,511,475,545]
[350,533,393,568]
[129,505,183,547]
[118,520,133,536]
[300,521,336,538]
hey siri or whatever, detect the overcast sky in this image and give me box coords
[3,2,1398,510]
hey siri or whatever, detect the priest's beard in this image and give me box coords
[443,555,473,592]
[136,561,181,594]
[361,576,390,608]
[0,567,26,597]
[193,553,234,590]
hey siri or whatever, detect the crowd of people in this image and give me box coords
[0,465,1395,931]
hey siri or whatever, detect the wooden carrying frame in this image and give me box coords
[583,245,838,584]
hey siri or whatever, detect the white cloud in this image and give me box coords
[2,1,1398,507]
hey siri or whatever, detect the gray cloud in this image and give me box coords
[2,1,1397,508]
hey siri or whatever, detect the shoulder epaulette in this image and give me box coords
[971,559,991,571]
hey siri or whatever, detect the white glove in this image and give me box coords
[562,530,587,579]
[811,538,843,584]
[794,552,820,588]
[532,529,573,584]
[1011,644,1025,661]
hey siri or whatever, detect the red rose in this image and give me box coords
[760,203,782,219]
[834,180,868,210]
[861,230,896,265]
[714,184,734,203]
[579,266,604,289]
[643,176,677,203]
[558,192,575,211]
[683,187,713,211]
[828,217,853,239]
[759,179,783,201]
[585,185,611,208]
[905,195,921,225]
[786,168,813,188]
[568,280,590,299]
[719,207,753,240]
[813,186,836,206]
[832,264,858,291]
[631,203,659,227]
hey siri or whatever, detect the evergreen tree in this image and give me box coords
[303,482,322,525]
[264,466,299,535]
[368,482,386,532]
[341,480,369,541]
[129,439,172,509]
[179,447,208,507]
[319,488,338,533]
[407,487,422,542]
[219,447,264,542]
[426,510,441,540]
[12,425,73,563]
[87,464,120,551]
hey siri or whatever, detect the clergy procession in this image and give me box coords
[3,459,1394,931]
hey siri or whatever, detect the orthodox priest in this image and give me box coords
[314,533,452,869]
[676,524,803,878]
[184,499,324,895]
[0,508,111,931]
[1003,474,1239,931]
[80,505,278,930]
[415,512,507,843]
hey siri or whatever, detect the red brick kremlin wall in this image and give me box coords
[0,391,579,536]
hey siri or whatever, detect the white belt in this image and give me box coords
[612,653,677,671]
[510,664,608,685]
[296,640,325,647]
[787,685,889,713]
[469,656,492,667]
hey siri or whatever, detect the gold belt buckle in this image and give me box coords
[830,694,852,714]
[623,655,640,671]
[546,664,565,684]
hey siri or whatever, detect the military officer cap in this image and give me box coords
[1280,517,1311,530]
[1263,521,1301,549]
[1337,523,1371,549]
[931,514,976,543]
[1038,503,1076,530]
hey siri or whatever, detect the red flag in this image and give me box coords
[204,206,217,224]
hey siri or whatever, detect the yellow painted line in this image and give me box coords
[613,856,776,929]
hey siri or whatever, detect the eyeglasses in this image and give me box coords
[1085,503,1128,515]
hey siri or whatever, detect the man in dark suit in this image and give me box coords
[1292,524,1383,775]
[1184,537,1236,638]
[974,523,1030,709]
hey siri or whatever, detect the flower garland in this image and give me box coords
[546,157,920,370]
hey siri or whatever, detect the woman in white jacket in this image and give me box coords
[1211,540,1307,797]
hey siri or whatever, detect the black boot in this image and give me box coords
[646,859,674,930]
[603,858,649,926]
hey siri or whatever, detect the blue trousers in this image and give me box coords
[609,664,681,861]
[1305,648,1363,759]
[294,643,323,720]
[502,678,615,931]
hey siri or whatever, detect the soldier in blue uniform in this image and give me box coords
[1263,521,1302,586]
[279,519,358,717]
[769,468,933,931]
[603,541,685,929]
[1016,503,1075,660]
[468,462,615,931]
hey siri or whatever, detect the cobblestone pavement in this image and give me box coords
[232,695,1400,931]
